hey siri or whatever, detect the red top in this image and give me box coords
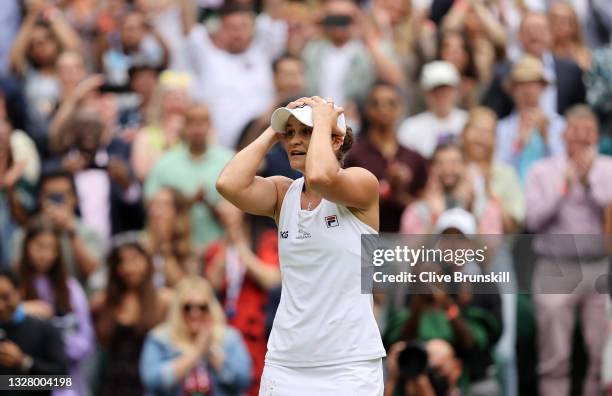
[203,229,279,396]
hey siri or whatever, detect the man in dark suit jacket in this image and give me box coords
[483,11,586,118]
[0,270,69,396]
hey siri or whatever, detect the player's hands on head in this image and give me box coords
[302,96,344,133]
[286,97,310,109]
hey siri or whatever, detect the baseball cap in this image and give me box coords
[420,61,460,91]
[271,104,347,136]
[434,208,477,236]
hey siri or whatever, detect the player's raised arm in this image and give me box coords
[215,127,291,219]
[302,96,379,211]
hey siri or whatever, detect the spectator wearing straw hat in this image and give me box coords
[495,55,565,185]
[483,11,585,119]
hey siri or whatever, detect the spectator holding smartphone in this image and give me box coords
[11,170,103,287]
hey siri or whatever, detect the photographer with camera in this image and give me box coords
[385,339,462,396]
[384,208,502,396]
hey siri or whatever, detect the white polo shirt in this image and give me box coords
[187,14,287,149]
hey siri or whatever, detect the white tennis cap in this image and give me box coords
[271,105,347,136]
[434,207,477,236]
[420,61,460,91]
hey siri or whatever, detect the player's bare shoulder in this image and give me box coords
[269,175,294,223]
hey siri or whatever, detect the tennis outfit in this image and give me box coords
[260,177,386,395]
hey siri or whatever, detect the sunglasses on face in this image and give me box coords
[321,14,353,28]
[45,192,66,205]
[182,303,209,314]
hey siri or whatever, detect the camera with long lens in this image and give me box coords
[396,341,450,396]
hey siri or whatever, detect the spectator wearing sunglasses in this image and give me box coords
[140,276,251,396]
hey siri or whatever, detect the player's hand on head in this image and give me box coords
[305,96,344,130]
[286,97,310,109]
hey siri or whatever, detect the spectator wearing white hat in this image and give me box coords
[397,61,468,159]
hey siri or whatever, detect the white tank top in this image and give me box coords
[265,177,386,367]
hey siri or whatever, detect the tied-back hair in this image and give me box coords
[337,126,355,167]
[156,276,226,352]
[19,216,71,315]
[96,241,160,346]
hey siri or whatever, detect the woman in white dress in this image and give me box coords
[216,96,386,395]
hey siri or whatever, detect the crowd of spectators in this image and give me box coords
[0,0,612,395]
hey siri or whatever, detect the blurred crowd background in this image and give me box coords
[0,0,612,395]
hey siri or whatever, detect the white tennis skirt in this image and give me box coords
[259,358,384,396]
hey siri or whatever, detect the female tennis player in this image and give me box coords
[216,96,385,395]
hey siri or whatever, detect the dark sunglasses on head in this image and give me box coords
[182,303,209,314]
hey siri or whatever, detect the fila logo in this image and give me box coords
[280,231,289,239]
[325,215,339,228]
